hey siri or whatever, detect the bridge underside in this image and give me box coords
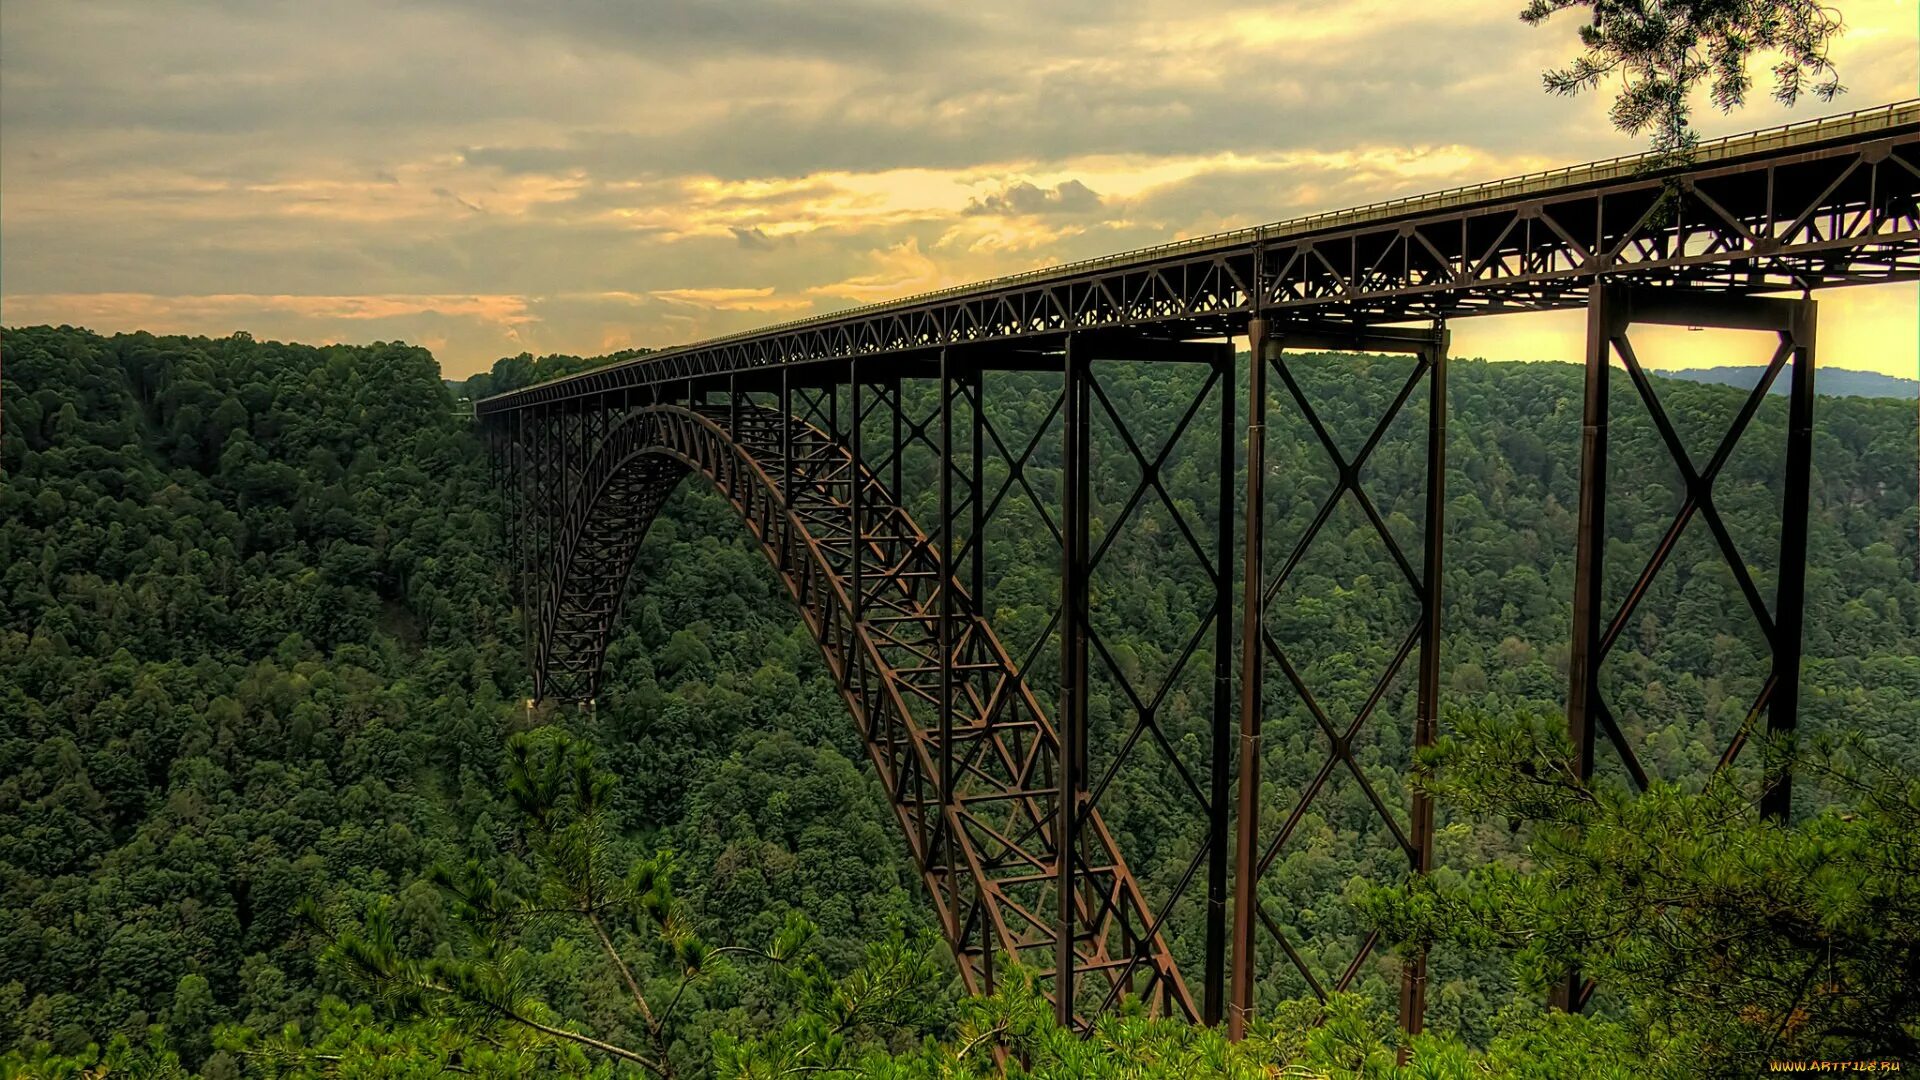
[481,109,1919,1035]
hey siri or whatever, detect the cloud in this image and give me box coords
[1,0,1913,378]
[437,0,974,68]
[964,179,1104,216]
[807,238,954,305]
[730,225,791,250]
[433,187,485,214]
[3,291,536,326]
[643,287,813,313]
[0,291,548,363]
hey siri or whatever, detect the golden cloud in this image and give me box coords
[642,287,815,313]
[3,292,537,328]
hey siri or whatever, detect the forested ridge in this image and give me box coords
[2,324,1916,1077]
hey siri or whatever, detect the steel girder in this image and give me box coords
[1051,341,1239,1026]
[501,393,1199,1025]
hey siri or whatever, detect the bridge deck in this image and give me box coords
[478,100,1920,414]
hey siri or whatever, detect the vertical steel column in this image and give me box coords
[531,404,552,703]
[780,369,793,506]
[557,399,569,661]
[1763,302,1817,822]
[526,406,537,702]
[892,376,905,501]
[1056,334,1091,1028]
[509,408,522,603]
[937,348,960,945]
[499,414,514,581]
[970,367,986,608]
[1204,344,1237,1026]
[851,363,865,632]
[1401,326,1449,1042]
[970,363,990,993]
[1229,315,1270,1040]
[1556,285,1615,1013]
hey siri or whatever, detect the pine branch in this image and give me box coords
[587,909,661,1034]
[496,1005,668,1075]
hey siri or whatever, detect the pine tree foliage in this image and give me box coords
[1521,0,1846,161]
[1364,711,1920,1073]
[6,327,1918,1076]
[307,730,818,1077]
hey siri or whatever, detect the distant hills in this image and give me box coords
[1663,365,1918,399]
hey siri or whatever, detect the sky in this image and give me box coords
[2,0,1915,380]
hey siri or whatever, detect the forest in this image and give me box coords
[1,324,1916,1078]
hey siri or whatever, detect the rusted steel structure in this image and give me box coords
[479,101,1920,1033]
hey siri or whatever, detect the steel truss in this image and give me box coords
[485,299,1825,1033]
[479,108,1905,1039]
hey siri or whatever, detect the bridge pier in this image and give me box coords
[1554,283,1817,1013]
[1230,315,1269,1040]
[1229,318,1450,1042]
[1057,336,1089,1027]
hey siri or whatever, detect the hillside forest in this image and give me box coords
[2,324,1917,1077]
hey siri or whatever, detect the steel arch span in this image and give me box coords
[516,398,1195,1023]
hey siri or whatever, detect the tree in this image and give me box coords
[309,729,815,1078]
[8,325,1920,1074]
[1521,0,1846,161]
[1364,710,1920,1075]
[718,972,1653,1079]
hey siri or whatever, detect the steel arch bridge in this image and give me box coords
[479,101,1920,1035]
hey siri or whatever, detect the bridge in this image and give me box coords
[477,101,1920,1037]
